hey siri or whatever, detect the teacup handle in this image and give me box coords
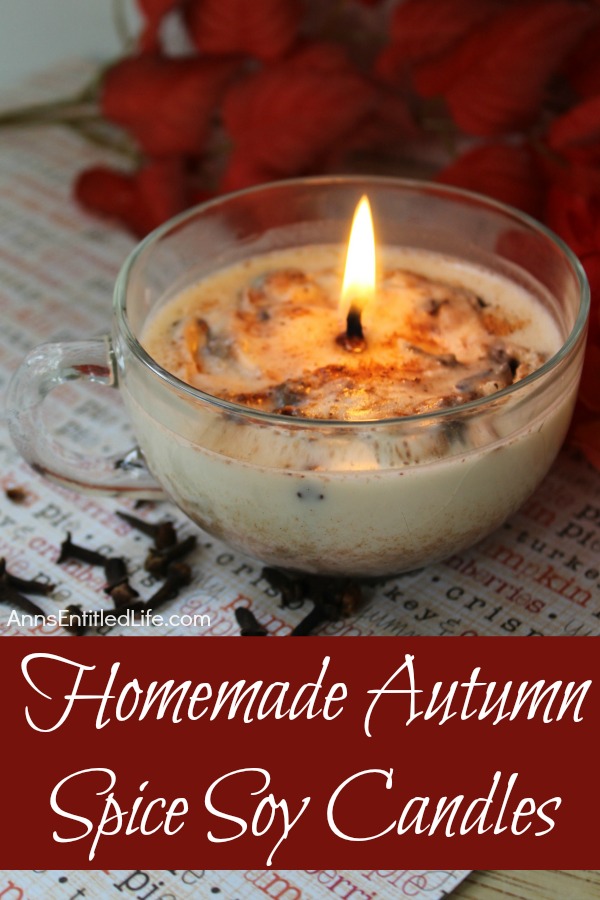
[6,335,165,498]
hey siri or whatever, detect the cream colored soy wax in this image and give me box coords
[129,246,569,576]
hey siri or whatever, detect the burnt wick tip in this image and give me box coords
[336,304,366,352]
[347,304,364,336]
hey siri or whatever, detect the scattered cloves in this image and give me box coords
[63,603,88,637]
[103,556,128,593]
[259,572,364,636]
[0,581,46,617]
[235,607,269,636]
[145,561,192,610]
[0,558,55,595]
[262,567,305,609]
[4,573,56,596]
[108,580,140,609]
[144,535,197,576]
[290,603,328,636]
[57,532,109,567]
[117,511,177,550]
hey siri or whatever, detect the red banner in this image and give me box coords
[1,636,598,868]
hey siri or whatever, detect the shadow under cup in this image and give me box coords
[9,178,590,576]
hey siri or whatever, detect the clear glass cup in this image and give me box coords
[6,178,589,576]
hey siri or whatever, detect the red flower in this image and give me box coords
[437,143,544,218]
[185,0,301,62]
[101,55,237,157]
[221,44,374,180]
[75,160,189,237]
[137,0,182,51]
[414,0,594,135]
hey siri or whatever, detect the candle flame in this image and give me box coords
[340,195,376,318]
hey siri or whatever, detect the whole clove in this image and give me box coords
[235,607,269,636]
[144,535,197,576]
[117,511,177,550]
[108,580,140,609]
[0,581,45,618]
[63,603,88,637]
[4,573,56,596]
[57,532,109,567]
[300,575,363,617]
[290,603,328,636]
[145,561,192,610]
[0,558,55,595]
[103,556,128,593]
[242,570,365,637]
[261,567,305,609]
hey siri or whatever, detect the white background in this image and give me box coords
[0,0,139,88]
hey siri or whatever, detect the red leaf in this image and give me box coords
[134,159,188,231]
[185,0,301,62]
[323,86,418,169]
[545,185,600,258]
[75,166,134,219]
[571,59,600,100]
[547,95,600,166]
[377,0,500,82]
[540,153,600,199]
[564,23,600,98]
[437,143,543,217]
[75,160,189,237]
[222,43,374,176]
[415,1,595,135]
[137,0,181,51]
[101,55,237,157]
[219,153,279,193]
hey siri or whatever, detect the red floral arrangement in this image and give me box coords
[46,1,600,466]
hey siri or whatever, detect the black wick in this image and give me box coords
[336,300,366,352]
[346,304,364,341]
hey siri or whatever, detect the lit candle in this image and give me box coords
[123,185,582,576]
